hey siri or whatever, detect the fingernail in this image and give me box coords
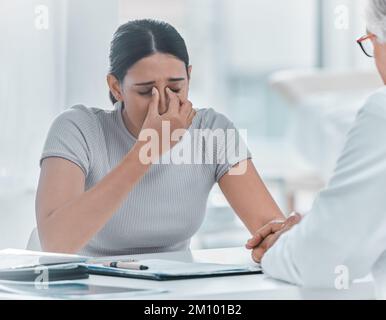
[152,87,157,95]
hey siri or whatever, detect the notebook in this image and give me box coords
[0,249,90,282]
[86,259,262,281]
[0,263,89,282]
[0,249,88,269]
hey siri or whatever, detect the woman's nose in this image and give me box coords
[158,90,169,115]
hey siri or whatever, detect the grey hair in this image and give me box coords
[366,0,386,43]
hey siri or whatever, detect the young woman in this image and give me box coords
[36,19,284,256]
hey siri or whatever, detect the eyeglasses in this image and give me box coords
[357,34,375,58]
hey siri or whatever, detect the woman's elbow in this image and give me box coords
[37,222,80,255]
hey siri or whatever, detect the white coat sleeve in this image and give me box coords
[261,90,386,287]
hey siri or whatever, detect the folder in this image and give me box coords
[86,259,262,281]
[0,248,88,269]
[0,263,89,282]
[0,249,89,282]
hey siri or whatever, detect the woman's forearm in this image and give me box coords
[219,160,285,234]
[38,141,151,254]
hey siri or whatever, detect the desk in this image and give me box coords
[0,247,376,300]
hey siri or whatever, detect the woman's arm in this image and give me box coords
[218,159,285,234]
[36,140,151,254]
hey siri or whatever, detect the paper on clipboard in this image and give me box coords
[86,259,262,280]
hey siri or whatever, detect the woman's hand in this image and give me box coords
[139,87,196,161]
[245,212,302,263]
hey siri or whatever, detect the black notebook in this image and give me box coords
[0,264,89,282]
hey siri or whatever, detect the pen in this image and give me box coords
[86,257,138,264]
[103,261,149,270]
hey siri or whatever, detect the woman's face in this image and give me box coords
[108,53,191,137]
[372,35,386,84]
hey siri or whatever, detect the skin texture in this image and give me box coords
[36,52,284,254]
[245,30,386,264]
[372,33,386,84]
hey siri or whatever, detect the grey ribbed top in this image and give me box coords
[40,101,251,256]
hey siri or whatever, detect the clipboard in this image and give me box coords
[85,259,262,281]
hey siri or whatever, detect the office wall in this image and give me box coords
[65,0,119,109]
[0,0,67,249]
[320,0,373,69]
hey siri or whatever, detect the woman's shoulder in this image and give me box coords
[48,104,109,140]
[54,104,104,122]
[194,107,235,130]
[51,104,110,129]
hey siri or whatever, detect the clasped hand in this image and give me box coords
[245,212,302,263]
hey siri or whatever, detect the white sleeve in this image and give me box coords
[261,92,386,288]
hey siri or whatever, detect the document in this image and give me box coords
[86,259,262,280]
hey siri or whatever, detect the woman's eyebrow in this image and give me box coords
[134,77,185,86]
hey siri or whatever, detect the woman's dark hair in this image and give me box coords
[108,19,190,104]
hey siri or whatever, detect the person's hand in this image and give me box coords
[139,87,196,160]
[245,219,286,250]
[245,212,302,263]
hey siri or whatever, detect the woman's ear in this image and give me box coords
[187,65,192,81]
[107,74,122,101]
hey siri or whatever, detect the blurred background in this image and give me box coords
[0,0,382,251]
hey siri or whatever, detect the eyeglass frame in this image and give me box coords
[357,34,376,58]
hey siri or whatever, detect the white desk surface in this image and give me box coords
[0,247,376,300]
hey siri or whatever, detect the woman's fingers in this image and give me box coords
[250,232,281,263]
[147,87,160,116]
[245,220,285,249]
[180,99,193,118]
[284,212,302,228]
[164,88,195,129]
[251,245,266,263]
[246,213,302,250]
[165,87,180,114]
[249,213,303,263]
[186,108,196,126]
